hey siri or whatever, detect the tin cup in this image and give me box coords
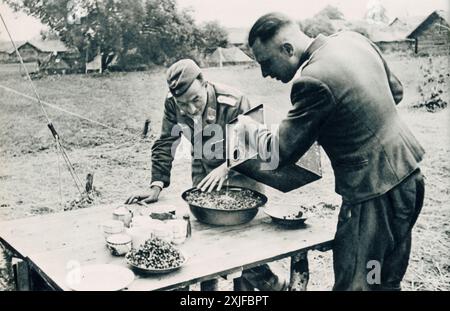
[152,223,173,243]
[113,206,133,227]
[106,233,132,256]
[126,226,153,249]
[171,219,187,244]
[102,220,124,238]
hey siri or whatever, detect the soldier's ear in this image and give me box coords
[281,43,294,57]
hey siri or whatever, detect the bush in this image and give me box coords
[299,17,335,38]
[412,57,449,112]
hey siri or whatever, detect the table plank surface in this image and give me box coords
[0,194,335,291]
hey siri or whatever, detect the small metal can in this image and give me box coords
[102,220,124,238]
[113,206,133,227]
[106,233,132,256]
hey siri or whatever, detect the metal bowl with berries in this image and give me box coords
[181,186,267,226]
[126,237,186,274]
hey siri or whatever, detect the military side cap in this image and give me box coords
[166,59,201,97]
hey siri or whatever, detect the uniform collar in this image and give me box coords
[298,34,328,69]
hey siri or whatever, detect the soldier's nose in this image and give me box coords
[187,104,197,114]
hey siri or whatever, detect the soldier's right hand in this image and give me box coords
[124,186,161,205]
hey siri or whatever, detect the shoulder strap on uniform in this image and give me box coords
[217,95,237,107]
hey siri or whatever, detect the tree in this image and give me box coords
[40,29,60,41]
[300,17,335,38]
[4,0,212,67]
[4,0,145,67]
[365,0,389,24]
[199,21,229,54]
[315,5,344,20]
[139,0,203,65]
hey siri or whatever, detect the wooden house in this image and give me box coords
[407,10,450,55]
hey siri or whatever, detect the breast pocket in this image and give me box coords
[334,156,369,171]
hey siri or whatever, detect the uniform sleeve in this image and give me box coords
[257,76,336,167]
[366,37,404,105]
[150,98,182,188]
[384,57,403,105]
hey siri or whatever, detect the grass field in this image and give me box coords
[0,55,449,290]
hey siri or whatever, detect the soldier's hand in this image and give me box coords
[125,186,161,205]
[197,163,229,192]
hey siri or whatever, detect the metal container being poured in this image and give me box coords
[226,104,322,192]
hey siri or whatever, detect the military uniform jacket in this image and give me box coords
[258,31,425,203]
[151,81,261,191]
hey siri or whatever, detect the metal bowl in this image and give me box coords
[264,204,308,229]
[126,252,187,275]
[181,186,267,226]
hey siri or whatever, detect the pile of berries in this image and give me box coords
[186,189,263,210]
[126,237,185,270]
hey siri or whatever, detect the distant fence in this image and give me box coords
[0,62,38,75]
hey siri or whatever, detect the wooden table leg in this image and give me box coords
[200,279,219,291]
[12,258,30,291]
[289,251,309,291]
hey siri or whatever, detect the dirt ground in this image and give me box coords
[0,55,448,291]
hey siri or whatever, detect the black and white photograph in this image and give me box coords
[0,0,449,296]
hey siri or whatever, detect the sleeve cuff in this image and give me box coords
[150,181,164,190]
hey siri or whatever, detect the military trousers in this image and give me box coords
[333,169,425,291]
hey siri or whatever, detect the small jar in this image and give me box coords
[126,226,153,249]
[171,220,187,244]
[152,223,173,243]
[113,206,133,227]
[106,233,132,256]
[102,220,124,238]
[130,215,151,228]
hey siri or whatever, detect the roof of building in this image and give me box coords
[370,26,414,42]
[206,47,253,64]
[0,38,74,54]
[388,16,425,29]
[28,38,71,53]
[0,40,26,54]
[407,10,449,38]
[347,19,416,42]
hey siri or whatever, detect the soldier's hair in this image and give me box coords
[248,12,295,47]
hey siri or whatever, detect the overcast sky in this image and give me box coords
[0,0,448,41]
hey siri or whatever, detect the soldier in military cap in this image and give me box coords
[126,59,286,291]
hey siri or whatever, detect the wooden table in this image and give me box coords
[0,194,334,291]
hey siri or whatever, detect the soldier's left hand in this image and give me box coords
[197,162,230,192]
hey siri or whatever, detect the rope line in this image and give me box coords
[0,83,138,138]
[0,13,50,122]
[0,12,85,197]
